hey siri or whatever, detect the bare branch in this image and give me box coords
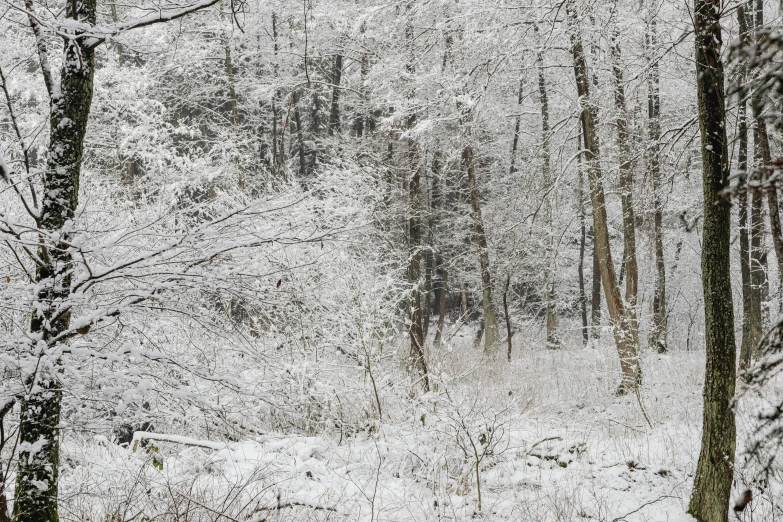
[24,0,54,98]
[83,0,221,48]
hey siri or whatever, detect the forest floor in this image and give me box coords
[59,325,782,522]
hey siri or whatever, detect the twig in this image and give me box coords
[176,493,240,522]
[610,495,678,522]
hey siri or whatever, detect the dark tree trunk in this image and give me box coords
[687,0,737,519]
[509,75,524,175]
[408,146,428,390]
[737,4,759,374]
[750,137,768,333]
[355,39,370,137]
[221,13,241,189]
[464,146,500,353]
[422,249,433,340]
[292,90,307,185]
[752,0,774,327]
[15,3,97,522]
[591,225,601,339]
[578,133,589,346]
[460,281,468,319]
[504,275,513,362]
[271,12,284,181]
[432,152,448,346]
[645,8,667,352]
[405,3,428,390]
[329,52,342,135]
[568,0,639,393]
[537,49,559,349]
[610,18,640,353]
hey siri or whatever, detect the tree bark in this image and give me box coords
[577,131,589,346]
[751,0,773,329]
[292,90,307,185]
[15,3,97,522]
[509,75,524,175]
[222,22,241,189]
[271,12,285,185]
[329,51,342,135]
[687,0,737,519]
[591,225,601,339]
[504,275,513,362]
[460,281,468,319]
[407,145,429,390]
[354,23,370,137]
[609,18,640,353]
[645,7,667,352]
[750,137,768,332]
[737,4,760,374]
[432,152,448,347]
[568,0,639,393]
[537,51,559,349]
[749,0,783,317]
[464,146,500,353]
[404,3,428,390]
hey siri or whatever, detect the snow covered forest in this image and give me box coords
[2,0,783,520]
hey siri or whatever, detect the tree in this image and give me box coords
[736,3,759,374]
[403,1,429,390]
[645,2,667,353]
[464,144,500,353]
[3,2,228,521]
[568,0,639,393]
[609,11,639,354]
[687,0,736,519]
[536,46,559,349]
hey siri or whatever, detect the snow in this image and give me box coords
[49,345,780,521]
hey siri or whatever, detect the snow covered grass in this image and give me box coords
[55,327,782,522]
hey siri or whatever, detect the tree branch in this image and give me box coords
[24,0,54,99]
[83,0,221,48]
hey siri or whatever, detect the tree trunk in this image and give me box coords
[329,51,342,135]
[577,131,589,346]
[404,3,428,390]
[355,23,370,137]
[509,75,524,175]
[460,281,468,319]
[15,3,97,522]
[422,250,433,340]
[110,0,135,185]
[504,275,513,362]
[687,0,737,519]
[645,8,667,352]
[609,18,640,353]
[432,152,448,346]
[464,146,500,353]
[591,225,601,339]
[292,90,307,185]
[749,13,783,315]
[223,38,238,129]
[223,31,241,189]
[568,0,639,393]
[271,12,284,184]
[751,0,774,328]
[750,136,768,331]
[407,145,429,390]
[737,4,759,374]
[537,50,559,349]
[434,262,448,346]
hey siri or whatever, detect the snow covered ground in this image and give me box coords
[56,330,781,522]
